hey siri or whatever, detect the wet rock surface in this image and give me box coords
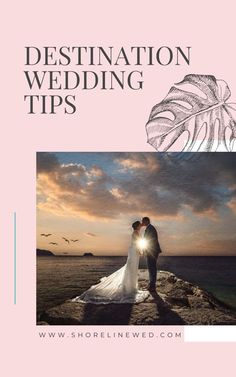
[39,270,236,325]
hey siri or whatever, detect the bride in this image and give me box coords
[72,220,149,304]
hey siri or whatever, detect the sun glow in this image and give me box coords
[137,238,148,250]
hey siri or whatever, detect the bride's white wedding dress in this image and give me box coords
[72,231,149,304]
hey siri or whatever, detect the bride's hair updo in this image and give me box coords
[132,220,141,230]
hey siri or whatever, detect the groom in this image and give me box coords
[141,217,162,292]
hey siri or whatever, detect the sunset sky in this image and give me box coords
[36,152,236,256]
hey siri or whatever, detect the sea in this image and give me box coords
[37,256,236,318]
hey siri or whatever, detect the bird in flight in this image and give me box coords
[70,239,79,242]
[49,242,58,245]
[41,233,52,237]
[62,237,70,244]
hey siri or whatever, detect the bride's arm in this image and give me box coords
[132,231,140,244]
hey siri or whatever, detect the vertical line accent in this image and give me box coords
[14,212,16,305]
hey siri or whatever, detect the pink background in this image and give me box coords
[1,0,235,375]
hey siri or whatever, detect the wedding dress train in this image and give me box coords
[72,233,149,304]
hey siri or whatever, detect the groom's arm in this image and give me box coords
[146,226,160,250]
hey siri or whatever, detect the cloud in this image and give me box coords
[37,153,122,219]
[228,198,236,214]
[37,152,236,221]
[116,153,159,172]
[113,153,236,219]
[37,152,59,173]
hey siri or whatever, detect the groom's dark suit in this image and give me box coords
[144,224,162,289]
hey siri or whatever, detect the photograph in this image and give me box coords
[37,152,236,325]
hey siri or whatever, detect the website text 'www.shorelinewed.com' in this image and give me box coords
[37,330,183,341]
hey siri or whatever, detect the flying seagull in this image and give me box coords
[62,237,70,244]
[85,232,97,237]
[70,239,79,242]
[41,233,52,237]
[49,242,58,245]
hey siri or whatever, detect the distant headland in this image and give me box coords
[36,249,95,257]
[37,249,55,257]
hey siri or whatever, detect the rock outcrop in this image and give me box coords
[39,270,236,325]
[37,249,55,257]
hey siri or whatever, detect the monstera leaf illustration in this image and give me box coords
[146,74,236,152]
